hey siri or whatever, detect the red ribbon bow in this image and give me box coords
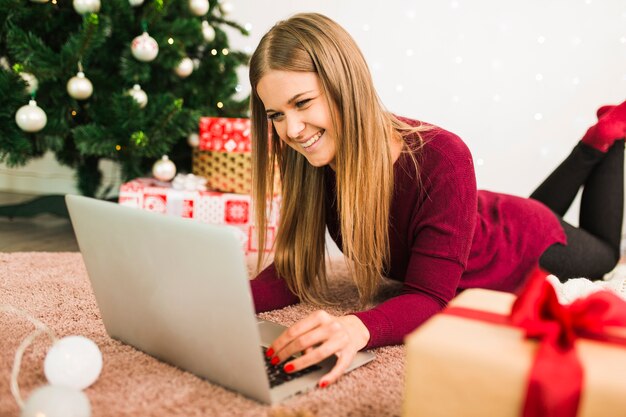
[509,267,626,417]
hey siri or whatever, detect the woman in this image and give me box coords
[248,12,626,388]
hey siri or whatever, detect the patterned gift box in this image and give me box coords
[194,117,252,194]
[118,178,279,253]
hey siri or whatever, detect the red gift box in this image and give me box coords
[119,178,280,253]
[198,117,251,153]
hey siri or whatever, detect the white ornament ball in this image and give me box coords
[44,335,103,390]
[175,57,194,78]
[67,71,93,100]
[20,72,38,95]
[0,56,9,70]
[152,155,177,181]
[201,20,215,42]
[220,1,234,14]
[187,132,199,147]
[15,100,47,133]
[128,0,144,6]
[189,0,209,16]
[131,32,159,62]
[21,385,91,417]
[73,0,101,14]
[128,84,148,108]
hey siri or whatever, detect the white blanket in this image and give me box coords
[547,263,626,304]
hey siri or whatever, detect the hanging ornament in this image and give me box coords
[15,100,47,132]
[187,132,199,147]
[131,32,159,62]
[175,57,194,78]
[19,72,38,95]
[220,1,234,14]
[189,0,209,16]
[152,155,177,181]
[127,84,148,108]
[67,71,93,100]
[128,0,144,6]
[201,20,216,42]
[73,0,101,14]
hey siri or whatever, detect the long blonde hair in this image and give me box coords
[249,13,423,305]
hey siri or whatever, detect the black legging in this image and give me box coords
[530,140,624,281]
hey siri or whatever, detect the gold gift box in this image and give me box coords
[192,149,252,195]
[403,289,626,417]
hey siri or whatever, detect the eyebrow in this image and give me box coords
[265,90,315,113]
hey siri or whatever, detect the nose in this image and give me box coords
[286,114,305,140]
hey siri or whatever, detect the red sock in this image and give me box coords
[581,100,626,152]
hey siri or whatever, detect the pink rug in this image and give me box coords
[0,253,405,417]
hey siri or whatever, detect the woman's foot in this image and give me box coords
[581,100,626,152]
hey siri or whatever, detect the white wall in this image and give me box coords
[3,0,626,225]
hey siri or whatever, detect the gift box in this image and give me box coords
[403,271,626,417]
[118,178,279,253]
[194,117,252,194]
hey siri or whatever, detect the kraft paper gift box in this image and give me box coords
[119,178,280,253]
[403,274,626,417]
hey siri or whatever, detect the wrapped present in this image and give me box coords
[194,117,252,194]
[118,178,280,253]
[403,269,626,417]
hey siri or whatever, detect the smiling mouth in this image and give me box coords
[301,130,324,149]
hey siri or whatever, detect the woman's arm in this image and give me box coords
[250,262,300,312]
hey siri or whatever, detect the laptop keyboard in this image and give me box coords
[262,348,322,388]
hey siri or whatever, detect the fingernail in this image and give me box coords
[319,381,329,388]
[270,356,280,365]
[265,348,274,357]
[284,363,295,373]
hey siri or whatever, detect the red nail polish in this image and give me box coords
[284,363,295,373]
[265,348,274,357]
[319,381,328,388]
[270,356,280,365]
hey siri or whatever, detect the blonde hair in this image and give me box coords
[249,13,424,305]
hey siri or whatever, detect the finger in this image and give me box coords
[270,311,331,358]
[284,329,348,373]
[278,320,339,362]
[317,349,355,388]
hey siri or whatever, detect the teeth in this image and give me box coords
[302,131,323,148]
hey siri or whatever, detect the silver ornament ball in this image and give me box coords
[128,84,148,108]
[201,20,216,42]
[73,0,100,14]
[187,132,200,147]
[152,155,177,181]
[131,32,159,62]
[67,71,93,100]
[128,0,144,6]
[20,72,38,95]
[175,57,194,78]
[189,0,209,16]
[15,100,47,133]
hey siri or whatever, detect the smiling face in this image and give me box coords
[256,70,337,169]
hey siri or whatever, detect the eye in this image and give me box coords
[295,98,312,108]
[267,112,283,121]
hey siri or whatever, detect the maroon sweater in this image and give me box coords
[250,119,566,349]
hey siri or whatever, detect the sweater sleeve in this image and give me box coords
[250,262,300,313]
[353,132,477,348]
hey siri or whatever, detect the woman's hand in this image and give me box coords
[265,311,370,388]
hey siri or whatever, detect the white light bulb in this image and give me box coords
[21,385,91,417]
[44,335,103,390]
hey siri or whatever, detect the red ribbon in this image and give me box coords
[445,267,626,417]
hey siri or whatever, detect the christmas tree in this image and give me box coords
[0,0,249,198]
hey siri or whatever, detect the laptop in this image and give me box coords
[65,194,375,404]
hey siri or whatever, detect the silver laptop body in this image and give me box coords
[65,194,374,404]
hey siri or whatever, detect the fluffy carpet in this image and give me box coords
[0,253,405,417]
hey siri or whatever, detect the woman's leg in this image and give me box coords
[538,140,624,280]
